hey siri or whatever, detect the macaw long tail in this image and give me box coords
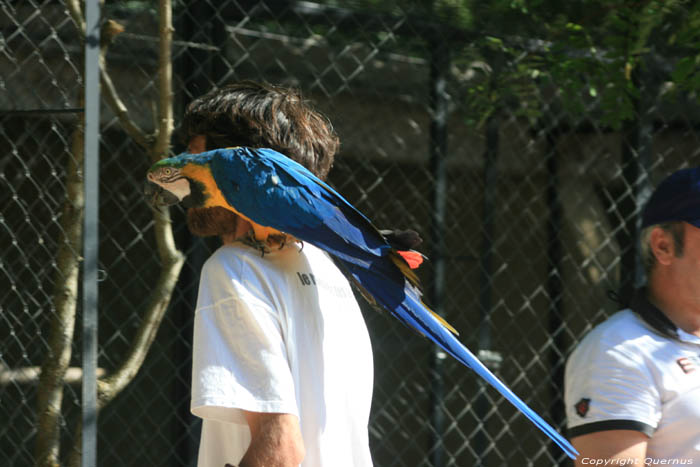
[398,294,578,459]
[348,264,578,459]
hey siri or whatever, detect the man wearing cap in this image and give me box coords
[564,168,700,466]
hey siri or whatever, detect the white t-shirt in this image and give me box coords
[565,309,700,462]
[191,242,374,467]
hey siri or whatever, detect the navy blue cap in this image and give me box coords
[642,167,700,228]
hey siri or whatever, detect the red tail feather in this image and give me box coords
[397,250,424,269]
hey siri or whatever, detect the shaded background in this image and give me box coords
[2,1,700,466]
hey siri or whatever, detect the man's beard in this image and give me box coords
[186,207,240,237]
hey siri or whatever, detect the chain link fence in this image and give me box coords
[2,1,700,466]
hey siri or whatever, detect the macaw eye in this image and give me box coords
[163,168,171,176]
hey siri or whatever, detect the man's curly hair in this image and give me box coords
[179,80,339,180]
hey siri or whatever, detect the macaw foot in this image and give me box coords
[267,233,289,250]
[239,231,297,256]
[240,231,270,256]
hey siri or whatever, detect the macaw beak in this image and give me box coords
[144,181,180,207]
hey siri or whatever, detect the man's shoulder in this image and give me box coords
[202,243,247,270]
[297,242,334,266]
[201,242,341,283]
[200,243,279,285]
[572,310,664,360]
[584,309,650,340]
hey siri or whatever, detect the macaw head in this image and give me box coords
[145,154,208,208]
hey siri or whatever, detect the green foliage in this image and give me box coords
[454,35,547,128]
[445,0,700,129]
[208,0,700,129]
[666,2,700,99]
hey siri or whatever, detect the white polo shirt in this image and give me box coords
[565,309,700,462]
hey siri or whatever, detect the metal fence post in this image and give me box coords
[474,114,500,465]
[544,123,567,465]
[428,29,450,467]
[620,61,654,300]
[82,0,101,465]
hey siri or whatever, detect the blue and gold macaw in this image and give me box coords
[146,147,577,459]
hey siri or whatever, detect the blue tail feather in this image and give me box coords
[348,263,579,460]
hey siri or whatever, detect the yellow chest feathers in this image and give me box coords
[181,164,231,210]
[180,162,281,241]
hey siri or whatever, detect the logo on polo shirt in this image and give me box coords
[574,398,590,417]
[676,355,700,374]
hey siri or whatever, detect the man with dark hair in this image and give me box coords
[182,81,374,467]
[564,168,700,466]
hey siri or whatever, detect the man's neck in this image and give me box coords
[647,281,700,337]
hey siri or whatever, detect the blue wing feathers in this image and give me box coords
[176,147,578,459]
[210,147,390,258]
